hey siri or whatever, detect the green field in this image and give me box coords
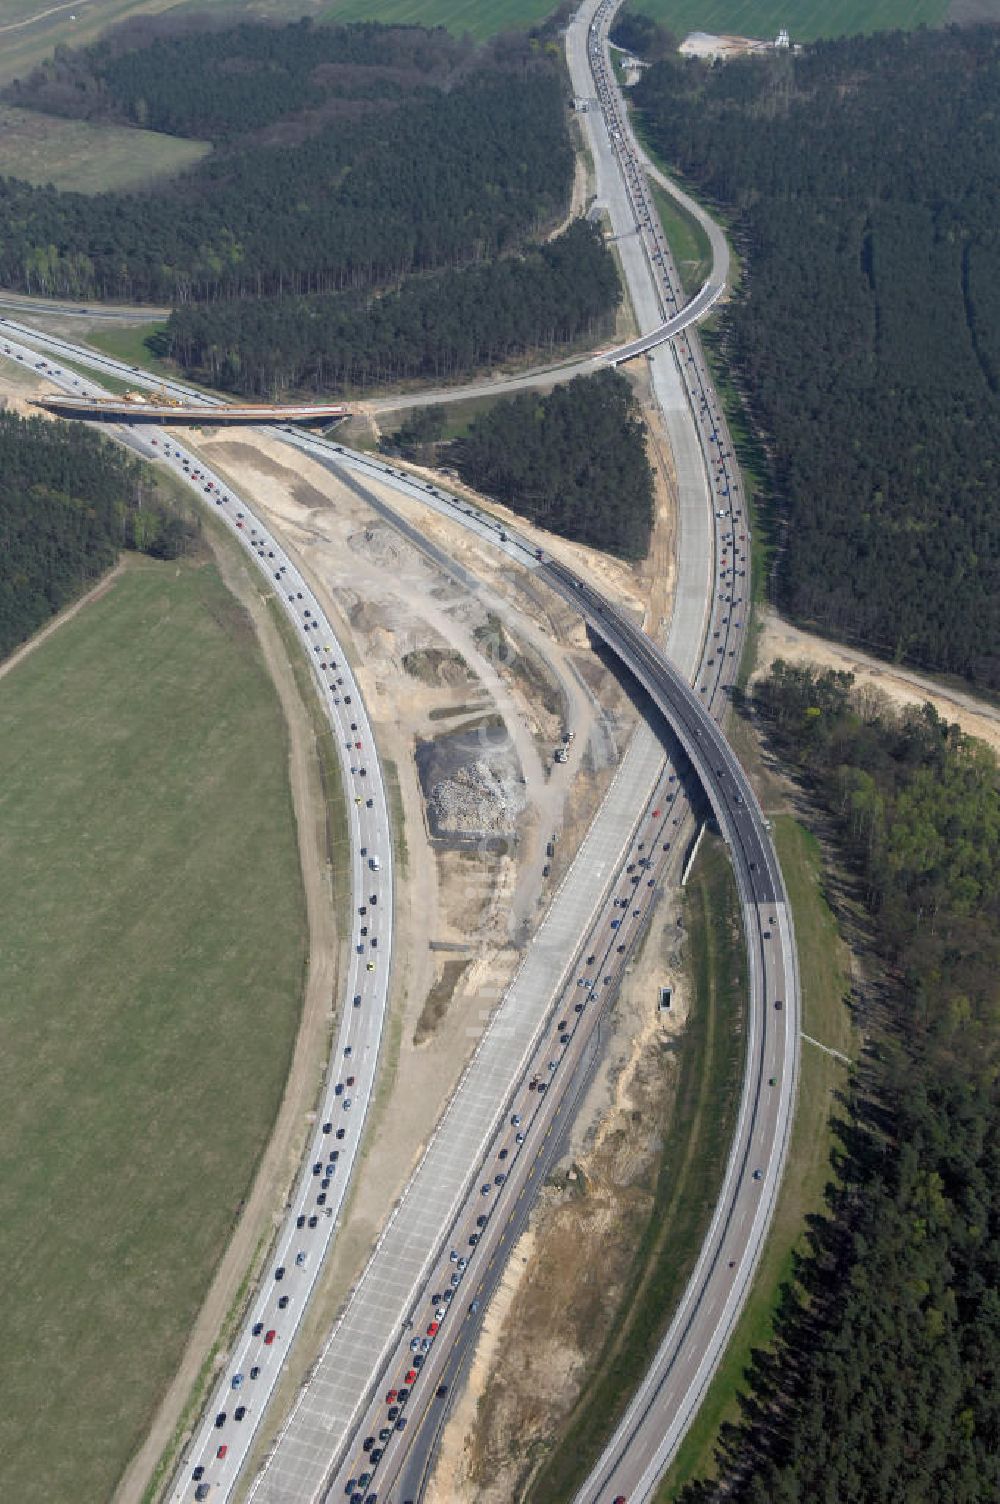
[0,1,324,87]
[0,104,210,193]
[656,813,855,1498]
[324,0,557,39]
[85,321,174,377]
[633,0,949,40]
[651,182,712,297]
[0,555,308,1504]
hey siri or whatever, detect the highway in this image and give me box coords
[297,5,798,1500]
[0,291,171,322]
[0,332,396,1504]
[0,46,798,1490]
[261,432,794,1504]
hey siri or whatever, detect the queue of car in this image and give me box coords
[139,443,393,1501]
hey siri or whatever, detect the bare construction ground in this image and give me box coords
[166,427,657,1490]
[428,873,693,1503]
[756,607,1000,755]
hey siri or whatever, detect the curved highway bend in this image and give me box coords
[0,332,397,1503]
[1,94,795,1495]
[1,324,739,1502]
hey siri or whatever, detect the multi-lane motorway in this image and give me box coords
[0,27,799,1491]
[0,330,396,1503]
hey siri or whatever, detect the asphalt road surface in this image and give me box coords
[1,126,798,1498]
[0,333,397,1504]
[284,446,794,1504]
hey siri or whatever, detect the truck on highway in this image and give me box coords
[369,854,381,871]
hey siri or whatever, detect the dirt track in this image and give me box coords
[756,608,1000,754]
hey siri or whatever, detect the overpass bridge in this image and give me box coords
[34,393,350,424]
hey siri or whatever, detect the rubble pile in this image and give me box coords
[428,758,526,836]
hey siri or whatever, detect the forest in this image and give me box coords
[0,412,195,662]
[444,369,654,560]
[608,7,676,58]
[678,665,1000,1504]
[633,27,1000,688]
[165,221,620,395]
[0,21,573,304]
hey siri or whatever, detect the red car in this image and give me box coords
[652,808,661,817]
[217,1445,228,1460]
[264,1329,276,1346]
[405,1368,417,1384]
[386,1388,398,1404]
[427,1321,439,1336]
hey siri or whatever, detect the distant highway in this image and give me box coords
[0,292,170,323]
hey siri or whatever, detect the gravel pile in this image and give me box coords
[428,758,526,836]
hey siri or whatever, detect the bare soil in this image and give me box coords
[756,607,1000,755]
[429,881,692,1503]
[156,428,654,1496]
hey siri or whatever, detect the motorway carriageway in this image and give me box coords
[2,258,796,1502]
[265,423,791,1504]
[0,332,396,1504]
[1,323,736,1502]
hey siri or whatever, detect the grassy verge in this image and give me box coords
[0,555,307,1504]
[265,596,351,929]
[86,320,173,377]
[655,812,854,1498]
[140,1224,270,1504]
[382,755,409,877]
[651,181,712,298]
[526,833,746,1503]
[43,352,136,395]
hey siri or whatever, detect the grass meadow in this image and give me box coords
[633,0,950,42]
[0,555,307,1503]
[0,105,210,194]
[324,0,557,38]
